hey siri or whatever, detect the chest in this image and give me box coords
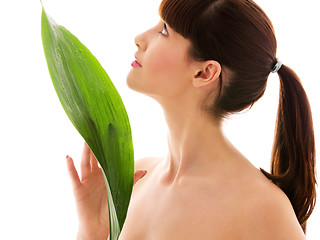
[119,176,242,240]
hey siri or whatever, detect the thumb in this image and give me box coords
[133,170,147,185]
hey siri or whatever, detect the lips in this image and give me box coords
[131,56,142,68]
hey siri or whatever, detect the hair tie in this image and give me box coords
[272,59,282,73]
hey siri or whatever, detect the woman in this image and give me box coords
[66,0,316,239]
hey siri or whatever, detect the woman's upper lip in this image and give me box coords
[135,55,142,67]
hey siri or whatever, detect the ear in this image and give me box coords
[192,61,221,88]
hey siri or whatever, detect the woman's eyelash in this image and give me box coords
[160,23,169,36]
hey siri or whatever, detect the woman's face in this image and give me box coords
[127,20,195,101]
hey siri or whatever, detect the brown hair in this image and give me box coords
[159,0,316,233]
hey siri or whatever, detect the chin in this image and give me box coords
[126,71,164,101]
[126,71,137,91]
[126,72,143,94]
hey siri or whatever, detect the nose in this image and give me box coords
[134,31,148,51]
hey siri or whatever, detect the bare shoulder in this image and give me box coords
[132,156,162,191]
[241,172,306,240]
[134,156,163,173]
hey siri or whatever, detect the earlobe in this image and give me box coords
[192,61,221,88]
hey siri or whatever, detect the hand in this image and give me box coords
[67,142,147,240]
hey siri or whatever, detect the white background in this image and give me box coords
[0,0,319,239]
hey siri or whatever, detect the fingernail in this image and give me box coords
[143,170,147,176]
[66,155,69,159]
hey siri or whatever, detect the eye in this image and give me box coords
[160,23,169,36]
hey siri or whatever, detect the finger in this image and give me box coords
[90,150,100,171]
[134,170,147,185]
[66,155,81,189]
[80,142,91,181]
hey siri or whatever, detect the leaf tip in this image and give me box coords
[40,0,46,13]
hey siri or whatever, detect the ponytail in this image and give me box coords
[261,65,316,233]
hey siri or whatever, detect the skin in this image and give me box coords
[67,20,306,240]
[67,143,147,240]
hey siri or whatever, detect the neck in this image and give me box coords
[159,99,235,185]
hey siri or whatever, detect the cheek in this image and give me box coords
[143,45,189,95]
[145,46,180,79]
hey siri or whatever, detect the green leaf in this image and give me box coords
[41,6,134,240]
